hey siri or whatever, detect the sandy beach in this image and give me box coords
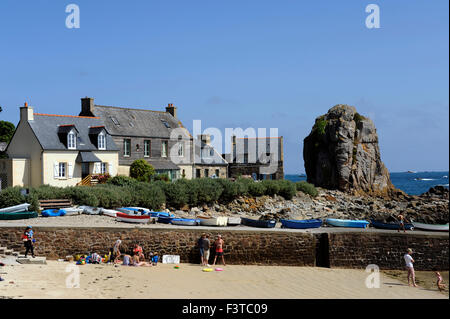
[0,261,446,299]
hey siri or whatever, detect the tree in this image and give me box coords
[0,121,15,143]
[129,159,155,182]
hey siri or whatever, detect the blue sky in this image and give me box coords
[0,0,448,173]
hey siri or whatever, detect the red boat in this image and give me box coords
[116,212,150,224]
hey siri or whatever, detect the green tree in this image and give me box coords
[0,121,15,143]
[129,159,155,182]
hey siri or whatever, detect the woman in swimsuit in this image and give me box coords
[433,268,446,292]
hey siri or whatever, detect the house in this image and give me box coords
[223,136,284,180]
[0,102,119,189]
[78,97,193,180]
[193,134,228,178]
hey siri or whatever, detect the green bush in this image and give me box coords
[130,183,165,210]
[262,180,281,197]
[0,186,27,209]
[153,173,170,182]
[313,117,327,136]
[163,179,188,209]
[107,175,140,187]
[278,180,297,200]
[187,178,223,206]
[296,181,318,197]
[215,178,238,203]
[62,186,99,207]
[130,159,155,182]
[235,177,252,196]
[248,181,266,197]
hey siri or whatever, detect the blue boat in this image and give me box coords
[326,218,369,228]
[170,218,200,226]
[157,216,174,224]
[280,219,323,229]
[121,207,174,218]
[41,209,66,217]
[241,217,276,228]
[370,220,414,230]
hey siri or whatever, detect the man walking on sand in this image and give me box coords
[404,248,418,287]
[203,234,211,267]
[212,235,226,266]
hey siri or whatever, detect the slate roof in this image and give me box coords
[29,114,118,151]
[76,151,102,163]
[147,160,180,170]
[91,105,191,139]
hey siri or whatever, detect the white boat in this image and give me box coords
[0,203,31,213]
[116,207,146,216]
[412,222,449,232]
[63,207,83,216]
[101,209,120,218]
[80,206,103,215]
[199,217,219,226]
[227,217,241,226]
[116,212,150,224]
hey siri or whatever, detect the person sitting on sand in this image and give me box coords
[404,248,418,287]
[397,214,406,233]
[212,235,226,266]
[432,268,446,292]
[133,244,145,262]
[122,254,133,266]
[151,252,159,266]
[132,254,152,267]
[113,240,122,263]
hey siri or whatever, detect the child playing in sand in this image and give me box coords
[433,268,446,292]
[151,252,159,266]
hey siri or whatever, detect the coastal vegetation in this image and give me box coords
[0,176,316,212]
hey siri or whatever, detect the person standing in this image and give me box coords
[113,239,122,263]
[212,235,226,266]
[404,248,418,287]
[23,226,35,258]
[397,214,406,233]
[203,234,211,267]
[198,234,206,266]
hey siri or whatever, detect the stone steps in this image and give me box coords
[16,256,47,265]
[0,245,46,265]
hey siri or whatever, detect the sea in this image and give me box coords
[285,171,449,196]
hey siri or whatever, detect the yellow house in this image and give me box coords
[0,103,119,189]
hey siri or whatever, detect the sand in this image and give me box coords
[0,261,446,299]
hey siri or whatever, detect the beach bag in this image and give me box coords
[21,234,28,242]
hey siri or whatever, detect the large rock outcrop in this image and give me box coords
[303,104,397,197]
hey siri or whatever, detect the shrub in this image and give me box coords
[62,186,99,207]
[261,180,281,197]
[296,181,318,197]
[278,180,297,200]
[163,179,188,209]
[0,186,27,209]
[130,183,165,210]
[153,173,170,182]
[107,175,140,187]
[215,178,238,203]
[188,178,223,206]
[130,159,155,182]
[313,117,327,136]
[235,177,252,197]
[248,181,266,197]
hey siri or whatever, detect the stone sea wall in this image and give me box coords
[0,226,448,270]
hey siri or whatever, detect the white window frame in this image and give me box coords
[144,140,151,157]
[58,162,67,179]
[161,140,168,158]
[178,142,184,157]
[124,139,131,157]
[98,132,106,150]
[67,131,76,150]
[100,162,107,174]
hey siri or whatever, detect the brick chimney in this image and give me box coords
[166,103,177,118]
[20,102,34,122]
[80,97,95,117]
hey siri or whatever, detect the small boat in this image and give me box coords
[63,207,84,216]
[80,206,102,215]
[122,207,151,215]
[116,212,150,224]
[170,218,200,226]
[0,211,38,220]
[0,203,31,213]
[157,216,174,224]
[227,217,241,226]
[412,222,449,232]
[101,209,120,218]
[326,218,369,228]
[370,220,414,230]
[280,219,323,229]
[152,211,174,218]
[41,209,66,217]
[198,217,218,226]
[241,217,276,228]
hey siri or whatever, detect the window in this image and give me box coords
[100,163,107,174]
[215,169,220,177]
[161,140,168,157]
[98,132,106,150]
[205,169,209,177]
[210,149,214,157]
[196,169,201,178]
[110,116,120,125]
[144,140,151,157]
[178,142,184,156]
[58,163,67,178]
[68,132,76,149]
[124,139,131,157]
[161,120,170,128]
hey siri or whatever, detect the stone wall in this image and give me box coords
[328,232,449,271]
[0,227,447,270]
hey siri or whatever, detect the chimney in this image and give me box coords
[20,102,34,122]
[166,103,177,118]
[80,97,95,117]
[198,134,211,145]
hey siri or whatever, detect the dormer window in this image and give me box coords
[68,131,76,149]
[98,132,106,150]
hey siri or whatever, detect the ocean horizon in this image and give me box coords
[285,171,449,196]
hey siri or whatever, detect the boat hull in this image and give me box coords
[199,218,218,226]
[227,217,241,226]
[80,206,102,215]
[41,209,66,217]
[171,218,199,226]
[157,216,174,224]
[63,208,83,216]
[326,218,369,228]
[116,212,150,224]
[241,217,276,228]
[412,222,449,232]
[0,211,38,220]
[280,219,323,229]
[101,209,119,218]
[0,203,31,213]
[370,220,414,230]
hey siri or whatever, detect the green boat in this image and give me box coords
[0,211,38,220]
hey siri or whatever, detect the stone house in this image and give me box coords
[0,103,119,189]
[223,136,284,180]
[193,134,228,178]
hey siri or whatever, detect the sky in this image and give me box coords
[0,0,448,174]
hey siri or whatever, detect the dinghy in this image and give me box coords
[412,222,449,232]
[121,207,151,215]
[101,209,120,218]
[280,219,323,229]
[116,212,150,224]
[170,218,200,226]
[326,218,369,228]
[63,207,84,216]
[0,203,31,213]
[370,220,414,230]
[198,217,219,226]
[227,217,241,226]
[241,217,276,228]
[157,216,174,224]
[41,209,66,217]
[0,211,38,220]
[80,206,102,215]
